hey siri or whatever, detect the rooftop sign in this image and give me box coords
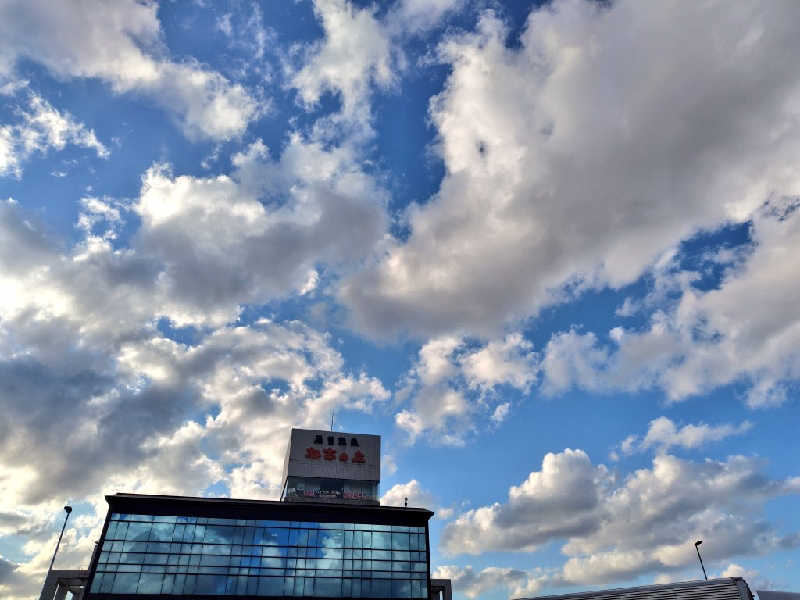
[282,428,380,485]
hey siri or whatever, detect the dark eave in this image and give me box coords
[105,493,433,527]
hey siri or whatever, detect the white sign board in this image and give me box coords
[282,428,380,484]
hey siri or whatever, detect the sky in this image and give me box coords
[1,0,800,598]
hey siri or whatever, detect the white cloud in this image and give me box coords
[130,136,387,326]
[386,0,464,36]
[393,332,536,445]
[461,333,537,392]
[381,454,398,477]
[395,386,469,447]
[380,479,435,509]
[538,202,800,408]
[0,0,260,140]
[0,92,108,178]
[442,449,607,555]
[415,335,462,386]
[289,0,397,136]
[630,417,753,453]
[432,565,530,600]
[0,137,390,592]
[0,314,389,594]
[721,563,758,579]
[341,0,800,338]
[441,449,800,587]
[490,402,510,424]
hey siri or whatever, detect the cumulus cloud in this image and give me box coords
[0,314,388,593]
[539,201,800,407]
[0,91,108,177]
[0,129,389,592]
[289,0,397,137]
[386,0,465,36]
[380,479,435,509]
[461,333,537,392]
[133,137,388,326]
[619,417,753,455]
[0,0,260,140]
[441,449,607,554]
[441,449,800,588]
[433,565,530,600]
[394,333,536,445]
[341,0,800,338]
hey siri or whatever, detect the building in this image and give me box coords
[77,429,440,600]
[517,578,754,600]
[281,429,381,506]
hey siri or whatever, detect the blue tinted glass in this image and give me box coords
[370,579,392,598]
[111,572,139,594]
[94,514,427,597]
[315,576,341,597]
[258,576,284,596]
[392,579,412,598]
[373,531,390,549]
[125,522,150,542]
[137,573,162,594]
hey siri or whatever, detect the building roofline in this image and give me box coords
[105,492,434,518]
[515,578,753,600]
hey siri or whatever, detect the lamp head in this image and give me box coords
[64,506,73,514]
[694,540,702,548]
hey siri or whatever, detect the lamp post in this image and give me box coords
[694,540,708,581]
[47,506,73,574]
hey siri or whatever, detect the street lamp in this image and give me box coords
[47,506,73,573]
[694,540,708,581]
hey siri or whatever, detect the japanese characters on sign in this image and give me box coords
[282,428,380,489]
[304,435,366,463]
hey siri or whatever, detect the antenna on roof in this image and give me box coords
[330,408,335,432]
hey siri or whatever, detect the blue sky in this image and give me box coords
[1,1,800,598]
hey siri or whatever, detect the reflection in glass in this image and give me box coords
[92,513,428,598]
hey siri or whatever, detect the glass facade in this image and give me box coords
[89,513,428,598]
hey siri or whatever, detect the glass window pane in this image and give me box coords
[258,576,284,596]
[392,579,412,598]
[137,573,162,594]
[297,529,309,546]
[111,572,139,594]
[193,524,206,542]
[314,576,341,598]
[370,579,391,598]
[125,522,150,542]
[371,531,387,549]
[245,576,259,595]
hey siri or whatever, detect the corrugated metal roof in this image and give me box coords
[517,578,753,600]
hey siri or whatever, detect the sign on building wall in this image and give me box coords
[282,429,381,485]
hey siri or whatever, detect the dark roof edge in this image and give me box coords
[515,577,753,600]
[105,492,434,516]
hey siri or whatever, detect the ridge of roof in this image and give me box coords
[516,577,753,600]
